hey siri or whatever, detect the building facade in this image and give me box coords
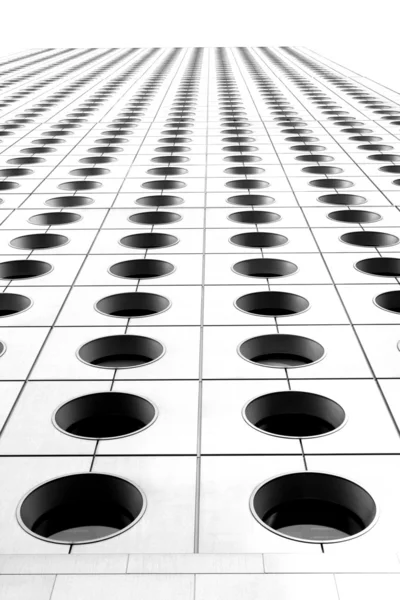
[0,46,399,599]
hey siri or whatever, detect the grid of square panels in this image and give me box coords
[0,46,400,599]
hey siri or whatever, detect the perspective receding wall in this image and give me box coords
[0,46,399,600]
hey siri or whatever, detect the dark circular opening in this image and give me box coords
[318,194,366,206]
[227,195,275,206]
[302,166,343,175]
[10,233,69,250]
[136,195,184,207]
[239,333,324,368]
[29,212,81,226]
[58,181,101,191]
[225,179,269,190]
[79,156,116,164]
[245,390,345,438]
[251,472,376,542]
[233,258,298,279]
[18,473,145,544]
[120,233,178,249]
[0,181,19,190]
[355,257,400,277]
[78,334,164,369]
[289,145,325,152]
[21,147,56,154]
[367,154,400,162]
[379,165,400,174]
[224,167,264,175]
[228,210,281,224]
[328,210,381,224]
[110,259,175,280]
[224,155,262,163]
[230,232,287,248]
[236,290,309,317]
[45,196,93,208]
[0,168,33,177]
[375,290,400,314]
[7,157,45,165]
[151,156,189,164]
[309,179,354,189]
[96,291,170,318]
[146,167,188,176]
[296,155,334,163]
[54,391,156,439]
[340,231,399,247]
[0,292,31,317]
[141,180,186,191]
[128,211,181,225]
[0,259,52,280]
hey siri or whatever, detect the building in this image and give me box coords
[0,46,399,599]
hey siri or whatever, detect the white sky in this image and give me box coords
[1,0,399,92]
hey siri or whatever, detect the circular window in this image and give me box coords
[77,334,164,369]
[251,472,377,543]
[0,260,52,280]
[120,233,178,249]
[54,391,157,439]
[355,257,400,277]
[18,473,145,544]
[244,390,346,438]
[233,258,297,279]
[109,259,175,280]
[340,231,399,247]
[230,232,288,248]
[235,291,309,317]
[228,211,281,224]
[10,234,69,250]
[0,292,31,317]
[239,333,324,368]
[96,292,170,318]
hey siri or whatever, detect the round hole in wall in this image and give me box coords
[0,259,52,280]
[251,472,377,543]
[10,233,69,250]
[45,196,93,208]
[302,166,343,175]
[244,390,346,438]
[109,258,175,280]
[327,210,381,224]
[228,210,281,225]
[233,257,298,279]
[96,291,170,318]
[136,195,184,207]
[355,257,400,277]
[309,179,354,189]
[340,231,399,247]
[58,181,101,191]
[54,391,157,439]
[28,212,81,226]
[230,231,288,248]
[235,290,309,317]
[0,292,31,317]
[295,155,334,163]
[128,211,181,225]
[146,167,188,176]
[120,232,178,249]
[374,290,400,314]
[227,194,275,206]
[77,334,164,369]
[18,473,145,544]
[318,194,366,206]
[239,333,325,368]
